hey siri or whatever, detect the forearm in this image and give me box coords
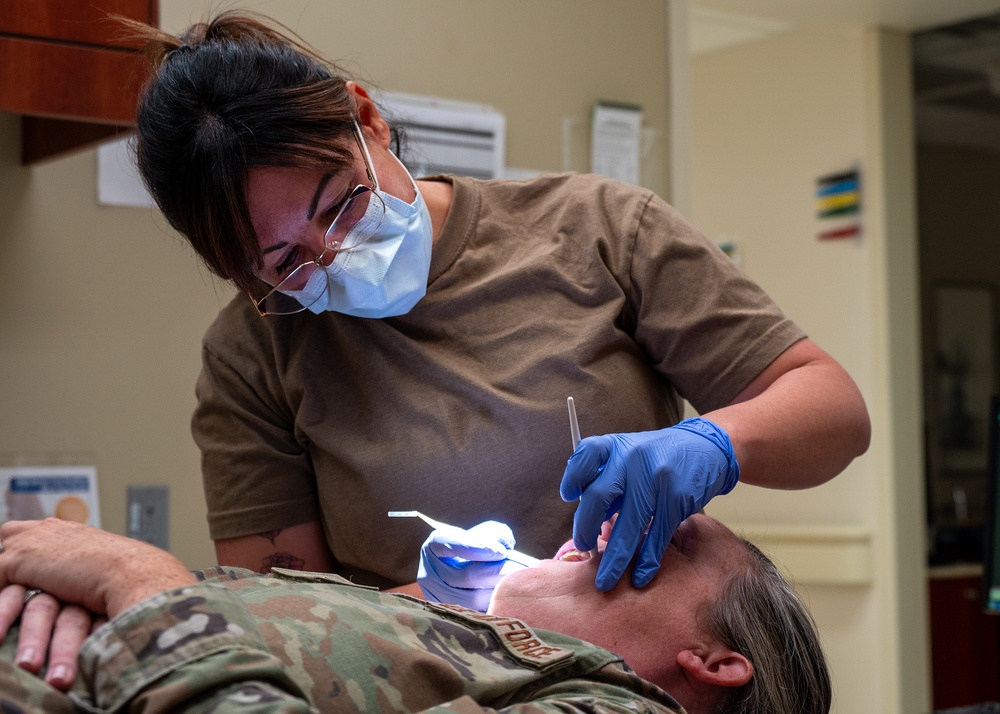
[705,340,871,489]
[386,581,424,597]
[214,520,337,574]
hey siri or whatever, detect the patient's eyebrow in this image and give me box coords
[307,173,334,220]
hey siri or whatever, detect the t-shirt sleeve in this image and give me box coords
[194,319,322,540]
[624,192,805,414]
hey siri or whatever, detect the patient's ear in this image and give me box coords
[677,645,754,688]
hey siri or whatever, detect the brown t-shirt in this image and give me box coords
[194,172,805,586]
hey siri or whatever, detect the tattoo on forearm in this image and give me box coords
[258,529,282,545]
[261,552,305,573]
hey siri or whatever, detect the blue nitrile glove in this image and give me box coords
[559,417,740,592]
[417,520,532,612]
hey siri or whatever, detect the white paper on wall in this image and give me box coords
[97,135,155,208]
[591,102,643,186]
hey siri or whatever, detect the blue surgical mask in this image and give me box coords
[287,157,433,318]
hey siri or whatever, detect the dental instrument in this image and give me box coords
[567,396,599,559]
[567,396,581,451]
[388,510,540,567]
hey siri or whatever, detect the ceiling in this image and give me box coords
[688,0,1000,35]
[689,0,1000,152]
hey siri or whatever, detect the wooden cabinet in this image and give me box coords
[929,567,1000,710]
[0,0,158,163]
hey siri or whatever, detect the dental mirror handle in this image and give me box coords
[567,396,581,451]
[567,396,599,558]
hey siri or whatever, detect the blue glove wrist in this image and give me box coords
[672,417,741,495]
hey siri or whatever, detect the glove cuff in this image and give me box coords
[673,417,740,495]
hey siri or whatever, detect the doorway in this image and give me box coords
[913,12,1000,709]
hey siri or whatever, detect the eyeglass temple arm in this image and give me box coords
[353,120,379,190]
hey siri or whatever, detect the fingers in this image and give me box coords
[571,472,623,554]
[594,464,666,591]
[0,519,41,540]
[425,525,510,562]
[43,604,92,690]
[418,535,510,611]
[631,517,671,589]
[0,584,28,641]
[465,521,515,550]
[425,556,509,591]
[559,436,611,502]
[571,487,620,554]
[594,500,648,592]
[0,581,93,691]
[15,591,59,674]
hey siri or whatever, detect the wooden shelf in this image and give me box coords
[0,0,157,164]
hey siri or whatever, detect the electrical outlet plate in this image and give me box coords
[126,485,169,550]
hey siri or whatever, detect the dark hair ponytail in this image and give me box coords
[122,11,358,290]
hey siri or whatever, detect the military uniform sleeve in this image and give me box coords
[71,582,318,713]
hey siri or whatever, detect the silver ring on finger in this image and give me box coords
[0,536,4,554]
[23,589,43,605]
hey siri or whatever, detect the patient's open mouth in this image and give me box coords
[556,548,593,562]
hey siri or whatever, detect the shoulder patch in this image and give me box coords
[425,602,575,670]
[267,568,379,590]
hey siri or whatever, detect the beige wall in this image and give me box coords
[0,1,673,566]
[692,26,927,714]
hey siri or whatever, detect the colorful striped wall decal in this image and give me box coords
[816,168,861,240]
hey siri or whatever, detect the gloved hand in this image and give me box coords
[559,417,740,591]
[417,520,532,612]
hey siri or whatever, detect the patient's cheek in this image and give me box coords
[491,561,545,604]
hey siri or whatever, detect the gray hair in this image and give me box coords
[705,539,832,714]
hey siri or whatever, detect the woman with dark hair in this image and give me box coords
[119,10,868,593]
[0,515,831,714]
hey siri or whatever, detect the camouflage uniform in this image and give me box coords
[0,567,686,713]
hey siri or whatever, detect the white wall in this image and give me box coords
[693,26,927,714]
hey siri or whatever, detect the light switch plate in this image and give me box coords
[126,485,169,550]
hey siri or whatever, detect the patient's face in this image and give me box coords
[489,514,750,687]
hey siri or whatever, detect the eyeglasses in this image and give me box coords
[251,121,386,316]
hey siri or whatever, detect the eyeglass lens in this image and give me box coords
[328,185,382,251]
[258,187,386,315]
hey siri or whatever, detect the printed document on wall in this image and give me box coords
[591,102,643,186]
[0,466,100,527]
[376,91,506,180]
